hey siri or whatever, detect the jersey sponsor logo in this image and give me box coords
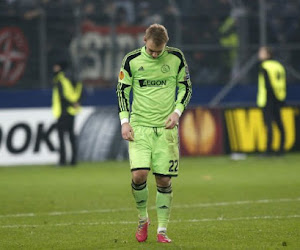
[161,64,170,73]
[139,79,167,87]
[119,70,124,80]
[138,66,144,71]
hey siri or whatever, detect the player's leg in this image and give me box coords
[131,170,150,242]
[152,126,179,243]
[131,170,149,220]
[129,126,152,242]
[155,175,172,243]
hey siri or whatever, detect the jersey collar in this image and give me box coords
[142,46,166,59]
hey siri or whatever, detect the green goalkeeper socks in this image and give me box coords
[131,181,173,228]
[131,181,148,219]
[156,185,173,229]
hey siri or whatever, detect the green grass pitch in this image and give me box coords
[0,154,300,249]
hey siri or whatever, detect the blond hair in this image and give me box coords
[144,24,169,46]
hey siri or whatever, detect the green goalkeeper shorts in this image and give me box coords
[129,125,179,177]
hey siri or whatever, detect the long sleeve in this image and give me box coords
[116,63,133,121]
[117,81,132,120]
[175,53,192,113]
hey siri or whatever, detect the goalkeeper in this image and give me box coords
[116,23,192,243]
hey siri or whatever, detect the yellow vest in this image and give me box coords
[257,60,286,107]
[52,72,83,118]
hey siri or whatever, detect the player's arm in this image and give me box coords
[175,52,192,114]
[116,61,134,141]
[166,50,192,129]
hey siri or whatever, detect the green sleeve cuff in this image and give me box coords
[119,111,129,120]
[175,103,185,113]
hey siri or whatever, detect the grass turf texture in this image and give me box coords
[0,154,300,249]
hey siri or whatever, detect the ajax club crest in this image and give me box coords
[161,64,170,73]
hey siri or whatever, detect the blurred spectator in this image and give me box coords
[218,14,239,72]
[52,61,83,166]
[82,1,98,24]
[20,0,75,79]
[187,51,221,85]
[0,0,18,16]
[257,46,286,156]
[162,2,179,44]
[135,1,162,26]
[80,0,113,26]
[115,0,135,24]
[101,2,115,24]
[1,0,300,89]
[115,6,130,27]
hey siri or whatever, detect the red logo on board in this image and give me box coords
[0,27,29,86]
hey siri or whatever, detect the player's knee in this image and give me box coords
[132,176,147,185]
[155,175,171,187]
[131,170,148,184]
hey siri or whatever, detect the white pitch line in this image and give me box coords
[172,197,300,209]
[1,214,300,229]
[0,197,300,219]
[0,208,135,218]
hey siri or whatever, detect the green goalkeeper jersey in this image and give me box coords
[117,46,192,127]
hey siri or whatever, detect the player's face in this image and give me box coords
[145,39,166,59]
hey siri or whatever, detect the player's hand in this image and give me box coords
[165,112,179,129]
[121,123,134,141]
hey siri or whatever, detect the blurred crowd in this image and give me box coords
[1,0,300,87]
[2,0,299,42]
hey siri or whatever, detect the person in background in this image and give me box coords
[257,46,286,156]
[116,23,192,243]
[52,61,83,166]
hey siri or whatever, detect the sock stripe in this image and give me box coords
[131,180,147,190]
[157,184,172,194]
